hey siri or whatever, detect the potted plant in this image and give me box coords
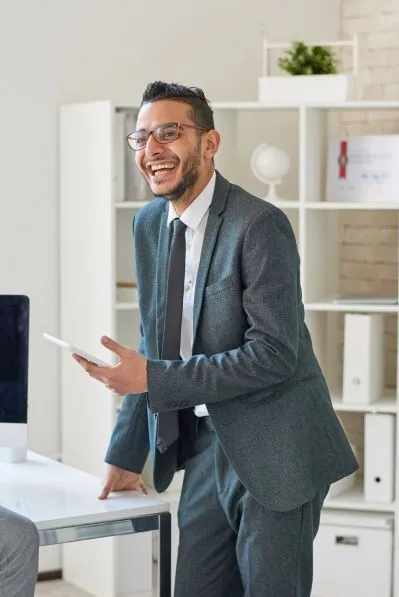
[258,38,355,104]
[277,40,339,76]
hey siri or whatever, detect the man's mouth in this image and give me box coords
[146,162,177,179]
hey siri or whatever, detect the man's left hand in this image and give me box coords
[73,336,148,395]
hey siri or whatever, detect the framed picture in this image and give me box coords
[326,135,399,203]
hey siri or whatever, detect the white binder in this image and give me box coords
[342,313,383,404]
[364,413,395,503]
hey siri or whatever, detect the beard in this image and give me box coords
[153,141,201,203]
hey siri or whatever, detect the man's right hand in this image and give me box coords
[99,464,148,499]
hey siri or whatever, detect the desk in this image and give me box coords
[0,451,171,597]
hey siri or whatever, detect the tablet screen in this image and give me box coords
[0,295,29,423]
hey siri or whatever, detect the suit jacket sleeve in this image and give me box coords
[105,325,150,472]
[147,208,301,412]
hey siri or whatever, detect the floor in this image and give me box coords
[35,566,158,597]
[35,580,93,596]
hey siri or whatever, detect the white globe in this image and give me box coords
[251,143,290,184]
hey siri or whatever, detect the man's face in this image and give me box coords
[134,100,205,202]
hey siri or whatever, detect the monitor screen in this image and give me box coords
[0,295,29,424]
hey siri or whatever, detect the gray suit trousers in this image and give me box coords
[0,506,39,597]
[174,419,328,597]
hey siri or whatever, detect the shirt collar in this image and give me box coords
[167,171,216,231]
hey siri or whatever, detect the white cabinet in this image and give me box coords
[60,99,399,597]
[312,511,393,597]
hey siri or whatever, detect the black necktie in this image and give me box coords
[157,218,187,453]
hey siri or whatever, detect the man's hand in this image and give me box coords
[99,464,148,499]
[73,336,148,395]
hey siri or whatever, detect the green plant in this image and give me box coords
[278,40,339,75]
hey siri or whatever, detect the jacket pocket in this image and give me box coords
[205,275,237,298]
[242,374,319,407]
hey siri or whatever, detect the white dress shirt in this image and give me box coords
[167,171,216,417]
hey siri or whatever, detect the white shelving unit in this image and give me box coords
[59,102,152,597]
[59,99,399,597]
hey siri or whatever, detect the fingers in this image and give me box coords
[98,482,112,500]
[138,479,148,495]
[106,383,121,395]
[72,354,89,368]
[73,354,111,381]
[98,477,148,499]
[101,336,128,357]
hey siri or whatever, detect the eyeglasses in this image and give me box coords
[126,122,209,151]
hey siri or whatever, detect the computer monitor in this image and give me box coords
[0,295,29,461]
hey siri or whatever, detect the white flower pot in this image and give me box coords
[258,74,351,104]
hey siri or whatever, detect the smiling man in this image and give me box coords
[74,81,358,597]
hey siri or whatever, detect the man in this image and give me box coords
[0,506,39,596]
[74,81,358,597]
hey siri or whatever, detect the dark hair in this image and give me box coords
[140,81,215,130]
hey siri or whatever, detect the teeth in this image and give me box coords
[149,163,175,172]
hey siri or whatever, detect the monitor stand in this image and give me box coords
[0,423,27,462]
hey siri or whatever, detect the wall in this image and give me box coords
[0,0,341,459]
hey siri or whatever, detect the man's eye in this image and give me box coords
[161,128,177,139]
[134,134,147,144]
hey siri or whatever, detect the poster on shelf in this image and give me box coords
[326,135,399,202]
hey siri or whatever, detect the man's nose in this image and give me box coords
[146,133,163,154]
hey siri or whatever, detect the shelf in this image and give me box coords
[324,485,396,512]
[268,200,300,209]
[116,100,399,111]
[115,201,150,209]
[117,199,301,210]
[115,302,139,310]
[116,200,399,212]
[211,100,399,111]
[305,201,399,210]
[332,392,397,414]
[212,102,300,110]
[305,299,399,313]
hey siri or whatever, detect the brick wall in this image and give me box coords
[337,0,399,464]
[339,0,399,393]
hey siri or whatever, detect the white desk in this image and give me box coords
[0,451,171,597]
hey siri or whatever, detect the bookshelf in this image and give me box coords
[59,99,399,596]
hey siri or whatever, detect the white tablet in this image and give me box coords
[42,333,109,367]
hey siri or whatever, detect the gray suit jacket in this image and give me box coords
[106,171,358,511]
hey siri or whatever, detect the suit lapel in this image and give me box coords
[155,209,170,358]
[192,172,230,342]
[192,213,222,341]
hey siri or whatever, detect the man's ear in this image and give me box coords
[203,130,221,159]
